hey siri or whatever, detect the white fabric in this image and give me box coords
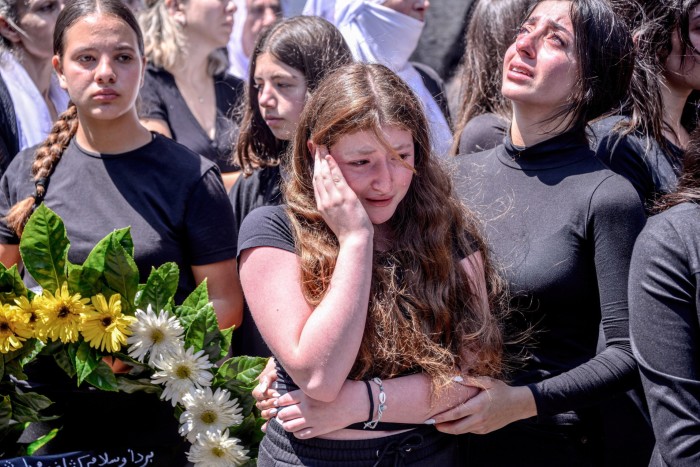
[302,0,336,21]
[0,52,69,151]
[334,0,452,156]
[227,0,250,79]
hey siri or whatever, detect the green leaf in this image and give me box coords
[53,347,76,378]
[0,395,10,427]
[19,205,70,292]
[25,427,59,455]
[173,305,199,329]
[215,356,268,387]
[18,339,44,367]
[218,325,234,361]
[0,265,28,302]
[74,341,100,386]
[0,357,4,381]
[77,228,133,300]
[3,360,26,380]
[10,389,53,423]
[116,377,162,395]
[182,279,209,310]
[135,263,179,312]
[102,235,139,314]
[184,306,220,360]
[84,360,118,391]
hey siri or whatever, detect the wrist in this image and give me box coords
[340,379,371,426]
[512,385,537,420]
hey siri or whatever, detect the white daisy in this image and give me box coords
[151,346,213,406]
[187,429,249,467]
[179,387,244,442]
[126,305,184,365]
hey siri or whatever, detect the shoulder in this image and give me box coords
[238,204,295,257]
[146,134,218,177]
[588,170,644,213]
[459,114,508,154]
[639,204,700,257]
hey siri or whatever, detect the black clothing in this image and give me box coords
[259,418,459,467]
[0,74,19,176]
[0,134,237,301]
[453,130,646,464]
[229,165,283,235]
[458,112,508,155]
[139,66,244,173]
[590,116,683,209]
[228,166,283,357]
[412,61,452,126]
[629,202,700,467]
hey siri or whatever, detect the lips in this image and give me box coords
[93,89,119,100]
[508,63,534,78]
[264,115,282,126]
[366,197,393,207]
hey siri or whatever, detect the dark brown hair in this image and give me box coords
[235,15,353,176]
[450,0,534,155]
[657,127,700,210]
[5,0,144,236]
[285,63,506,386]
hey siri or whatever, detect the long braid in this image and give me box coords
[5,103,78,236]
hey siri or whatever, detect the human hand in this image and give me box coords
[253,358,280,432]
[273,379,366,439]
[312,144,372,244]
[431,377,537,435]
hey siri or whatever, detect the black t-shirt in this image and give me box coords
[139,65,244,173]
[458,112,508,155]
[0,134,237,301]
[590,115,684,210]
[629,202,700,467]
[453,130,646,424]
[228,165,283,235]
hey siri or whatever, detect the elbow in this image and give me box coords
[213,297,243,330]
[284,363,344,402]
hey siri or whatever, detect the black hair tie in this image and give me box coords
[33,177,49,205]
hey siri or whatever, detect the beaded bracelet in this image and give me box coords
[364,377,386,429]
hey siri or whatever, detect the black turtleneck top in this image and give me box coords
[453,130,646,423]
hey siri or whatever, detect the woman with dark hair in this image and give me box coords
[629,128,700,467]
[0,0,67,173]
[229,15,352,357]
[441,0,646,464]
[592,0,700,209]
[138,0,244,190]
[0,0,241,461]
[238,62,506,465]
[451,0,533,155]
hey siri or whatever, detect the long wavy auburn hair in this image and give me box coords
[284,63,507,387]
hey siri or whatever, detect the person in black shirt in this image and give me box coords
[591,0,700,209]
[229,16,353,358]
[443,1,646,465]
[239,62,506,466]
[137,0,244,190]
[0,1,242,461]
[629,128,700,467]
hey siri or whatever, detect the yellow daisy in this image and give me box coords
[36,282,92,343]
[0,302,33,353]
[81,294,137,353]
[11,295,41,339]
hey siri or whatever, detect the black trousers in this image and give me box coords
[258,418,460,466]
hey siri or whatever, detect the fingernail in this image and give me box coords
[424,419,436,425]
[257,382,268,393]
[453,375,464,383]
[269,408,278,416]
[273,399,279,407]
[272,391,281,398]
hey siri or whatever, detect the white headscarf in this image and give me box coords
[0,52,69,152]
[334,0,452,156]
[302,0,336,21]
[227,0,250,79]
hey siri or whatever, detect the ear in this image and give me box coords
[139,55,147,88]
[0,18,21,45]
[307,140,316,154]
[631,30,641,47]
[52,55,68,90]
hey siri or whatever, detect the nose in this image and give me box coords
[95,55,116,84]
[262,7,277,28]
[227,0,236,14]
[515,32,537,59]
[371,157,394,193]
[257,83,275,108]
[419,0,429,10]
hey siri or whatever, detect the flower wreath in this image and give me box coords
[0,205,266,466]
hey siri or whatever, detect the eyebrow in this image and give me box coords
[254,72,300,81]
[347,143,413,155]
[71,44,138,54]
[524,16,574,37]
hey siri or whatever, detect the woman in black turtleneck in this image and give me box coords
[444,0,646,465]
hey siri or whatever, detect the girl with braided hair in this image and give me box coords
[0,0,242,461]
